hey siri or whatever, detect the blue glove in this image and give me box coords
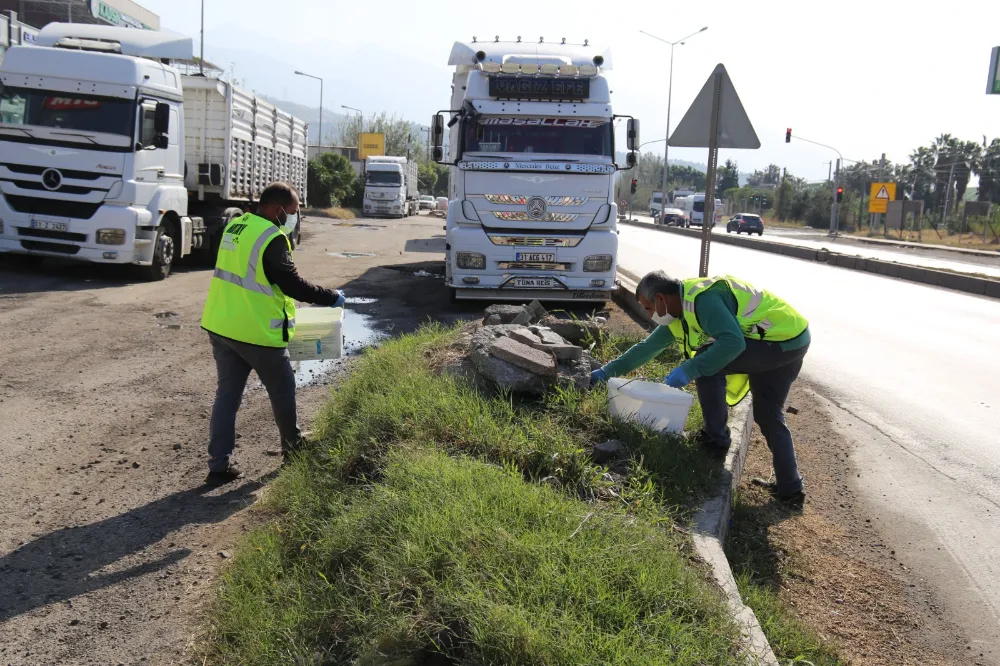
[590,368,608,385]
[664,366,690,388]
[332,290,346,308]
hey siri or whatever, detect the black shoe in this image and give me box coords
[751,477,805,508]
[693,430,730,459]
[205,464,245,486]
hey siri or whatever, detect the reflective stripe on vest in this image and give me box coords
[211,225,280,296]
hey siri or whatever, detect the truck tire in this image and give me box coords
[136,220,177,281]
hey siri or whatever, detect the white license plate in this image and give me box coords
[509,277,555,289]
[516,252,555,262]
[31,219,68,232]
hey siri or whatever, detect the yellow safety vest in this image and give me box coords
[200,213,296,347]
[671,275,809,406]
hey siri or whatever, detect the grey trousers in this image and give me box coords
[207,332,301,472]
[695,339,810,495]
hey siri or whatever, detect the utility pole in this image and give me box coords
[831,159,841,235]
[826,161,832,184]
[941,162,956,226]
[199,0,205,76]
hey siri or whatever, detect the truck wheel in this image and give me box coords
[136,221,177,281]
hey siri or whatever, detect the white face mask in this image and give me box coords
[651,312,675,327]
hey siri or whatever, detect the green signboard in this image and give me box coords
[988,47,1000,95]
[89,0,152,30]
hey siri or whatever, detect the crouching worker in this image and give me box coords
[591,271,810,506]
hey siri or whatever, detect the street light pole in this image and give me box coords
[640,26,708,220]
[342,105,363,134]
[199,0,205,76]
[294,71,324,153]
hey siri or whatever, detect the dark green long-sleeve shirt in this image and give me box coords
[602,282,810,380]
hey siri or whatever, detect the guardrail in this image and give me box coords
[623,221,1000,300]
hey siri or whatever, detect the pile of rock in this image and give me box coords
[470,301,606,395]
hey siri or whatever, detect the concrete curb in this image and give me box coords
[622,220,1000,300]
[613,275,778,665]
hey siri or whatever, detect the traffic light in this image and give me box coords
[630,178,637,195]
[785,128,792,143]
[836,186,844,202]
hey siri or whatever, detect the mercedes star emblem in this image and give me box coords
[526,196,547,220]
[41,168,63,191]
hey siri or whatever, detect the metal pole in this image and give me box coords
[830,158,841,235]
[318,78,323,151]
[700,71,723,278]
[199,0,205,76]
[660,42,675,220]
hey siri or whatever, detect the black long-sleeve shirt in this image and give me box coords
[261,233,341,306]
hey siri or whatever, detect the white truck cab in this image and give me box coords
[431,39,639,303]
[362,155,418,218]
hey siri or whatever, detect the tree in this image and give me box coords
[718,159,740,195]
[417,162,438,195]
[975,138,1000,203]
[306,153,357,208]
[336,111,419,157]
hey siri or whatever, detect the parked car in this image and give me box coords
[726,213,764,235]
[657,207,689,227]
[435,197,449,214]
[419,195,436,211]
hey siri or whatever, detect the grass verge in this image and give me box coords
[207,324,742,665]
[725,493,844,665]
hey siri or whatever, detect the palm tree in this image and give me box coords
[954,140,981,203]
[909,146,936,206]
[975,138,1000,203]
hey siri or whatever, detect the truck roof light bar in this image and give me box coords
[52,37,122,53]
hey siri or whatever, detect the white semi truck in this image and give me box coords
[0,23,308,280]
[362,155,418,218]
[431,39,639,303]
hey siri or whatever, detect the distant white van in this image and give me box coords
[681,193,723,227]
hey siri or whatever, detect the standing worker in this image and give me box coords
[592,271,810,506]
[200,182,345,486]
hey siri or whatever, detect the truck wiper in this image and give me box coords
[50,131,99,145]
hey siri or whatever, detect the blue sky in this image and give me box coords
[141,0,1000,181]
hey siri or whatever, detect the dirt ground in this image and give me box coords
[735,384,979,665]
[0,214,631,665]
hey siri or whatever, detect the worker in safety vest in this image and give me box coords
[592,270,811,506]
[200,182,345,486]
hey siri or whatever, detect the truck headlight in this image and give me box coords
[97,228,126,245]
[583,254,613,272]
[456,251,486,269]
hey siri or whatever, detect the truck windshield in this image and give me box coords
[0,85,135,137]
[464,116,613,157]
[367,171,401,186]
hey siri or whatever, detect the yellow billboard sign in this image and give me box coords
[359,132,385,160]
[868,182,896,214]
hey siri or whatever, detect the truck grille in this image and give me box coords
[17,227,88,243]
[20,240,80,254]
[493,212,579,222]
[487,235,583,247]
[12,181,98,196]
[3,195,102,220]
[1,163,115,180]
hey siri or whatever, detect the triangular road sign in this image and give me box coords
[668,64,760,149]
[875,186,890,199]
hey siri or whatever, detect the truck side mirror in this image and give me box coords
[626,152,637,168]
[433,146,444,162]
[627,118,640,151]
[431,114,444,149]
[153,102,170,149]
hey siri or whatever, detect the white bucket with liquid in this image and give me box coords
[287,306,344,361]
[607,378,694,434]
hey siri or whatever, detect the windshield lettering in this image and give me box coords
[464,116,613,157]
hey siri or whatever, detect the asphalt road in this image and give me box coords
[629,213,1000,278]
[617,224,1000,661]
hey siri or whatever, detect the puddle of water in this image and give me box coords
[327,252,376,259]
[292,359,339,387]
[154,311,179,319]
[158,323,183,330]
[345,297,377,305]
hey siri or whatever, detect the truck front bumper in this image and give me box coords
[0,204,152,264]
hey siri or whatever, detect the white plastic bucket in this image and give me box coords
[607,378,694,434]
[287,306,344,361]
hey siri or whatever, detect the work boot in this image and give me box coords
[205,464,245,487]
[751,477,805,509]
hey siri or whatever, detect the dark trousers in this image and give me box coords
[207,332,301,472]
[695,339,809,495]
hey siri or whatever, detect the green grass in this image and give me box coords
[725,494,845,666]
[207,324,740,665]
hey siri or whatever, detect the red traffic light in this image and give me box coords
[631,178,637,185]
[836,186,844,202]
[836,187,843,193]
[785,128,792,143]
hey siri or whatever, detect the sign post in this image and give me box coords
[669,64,760,277]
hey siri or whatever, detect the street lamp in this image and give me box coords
[640,26,708,217]
[342,105,363,133]
[294,70,323,152]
